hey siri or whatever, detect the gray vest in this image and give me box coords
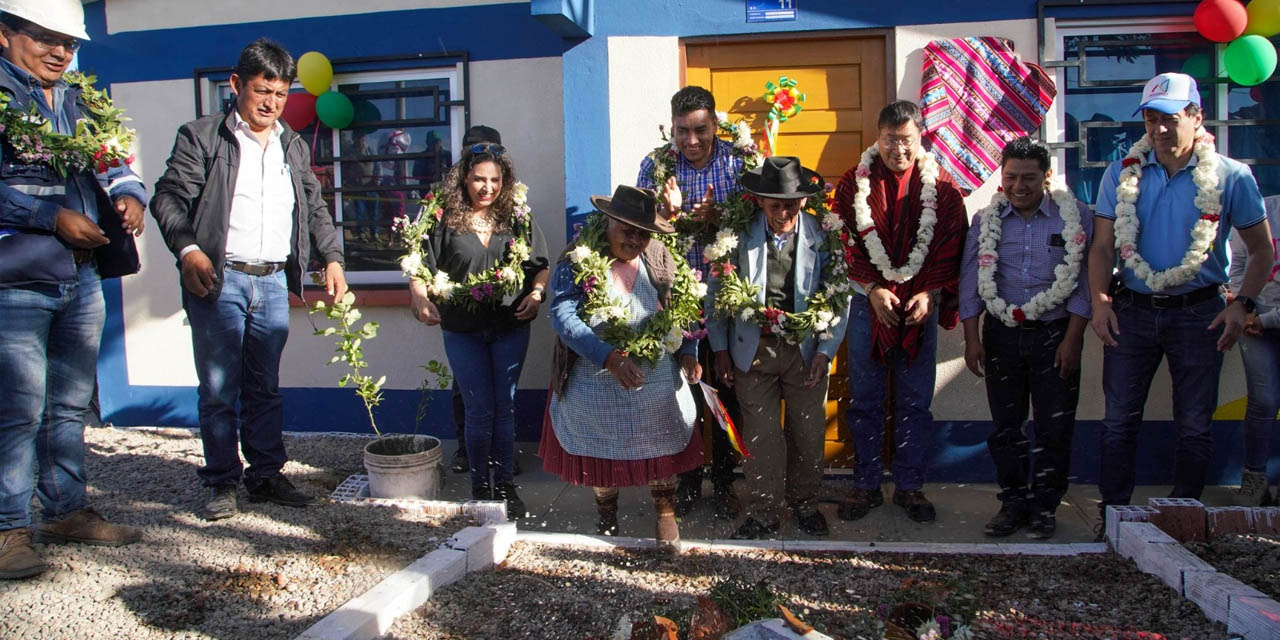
[765,233,797,312]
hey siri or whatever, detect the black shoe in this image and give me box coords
[674,479,700,517]
[1027,510,1057,539]
[246,476,316,508]
[983,501,1029,537]
[472,482,492,500]
[450,448,468,474]
[494,482,526,518]
[730,517,780,540]
[486,456,523,476]
[892,489,936,523]
[202,485,238,521]
[792,508,829,537]
[713,483,740,520]
[837,487,884,521]
[1092,521,1107,543]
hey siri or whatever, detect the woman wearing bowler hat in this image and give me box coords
[540,185,705,553]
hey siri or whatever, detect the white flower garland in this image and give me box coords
[848,143,941,283]
[975,182,1087,326]
[1112,130,1222,291]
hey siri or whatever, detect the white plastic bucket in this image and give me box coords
[363,434,443,499]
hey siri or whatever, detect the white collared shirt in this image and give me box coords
[223,112,295,263]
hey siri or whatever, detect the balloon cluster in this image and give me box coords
[280,51,361,131]
[1194,0,1278,86]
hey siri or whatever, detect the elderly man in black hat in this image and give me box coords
[706,156,850,539]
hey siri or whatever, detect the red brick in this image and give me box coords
[1205,506,1254,538]
[1252,508,1280,536]
[1148,497,1207,543]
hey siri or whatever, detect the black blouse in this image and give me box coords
[423,220,549,333]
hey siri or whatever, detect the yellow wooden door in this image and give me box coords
[685,34,889,466]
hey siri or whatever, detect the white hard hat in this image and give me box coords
[0,0,89,41]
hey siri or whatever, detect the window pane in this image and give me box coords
[1061,33,1215,203]
[1227,84,1280,197]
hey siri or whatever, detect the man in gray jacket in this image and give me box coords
[151,39,347,520]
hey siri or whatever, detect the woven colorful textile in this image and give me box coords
[919,36,1056,194]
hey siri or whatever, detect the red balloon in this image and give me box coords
[281,92,317,131]
[1194,0,1249,43]
[1251,86,1264,102]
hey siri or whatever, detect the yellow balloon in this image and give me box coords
[1245,0,1280,37]
[297,51,333,96]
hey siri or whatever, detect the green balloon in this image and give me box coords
[1181,53,1212,79]
[316,91,355,129]
[1224,34,1278,86]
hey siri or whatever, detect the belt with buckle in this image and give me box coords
[1116,284,1222,310]
[227,261,285,276]
[72,249,94,265]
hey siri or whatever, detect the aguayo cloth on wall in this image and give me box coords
[920,36,1056,194]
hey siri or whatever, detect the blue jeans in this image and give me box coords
[1099,295,1226,506]
[182,266,290,489]
[1240,326,1280,474]
[0,263,103,531]
[844,295,938,492]
[442,326,530,486]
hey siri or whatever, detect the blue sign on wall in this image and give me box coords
[746,0,796,23]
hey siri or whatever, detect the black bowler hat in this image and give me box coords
[589,185,675,235]
[740,156,823,200]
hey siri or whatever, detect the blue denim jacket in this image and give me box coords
[0,58,147,287]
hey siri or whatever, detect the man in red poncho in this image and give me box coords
[830,101,967,523]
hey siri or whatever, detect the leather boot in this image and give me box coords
[595,493,619,536]
[650,485,681,554]
[0,528,45,580]
[37,508,141,546]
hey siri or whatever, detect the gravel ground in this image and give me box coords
[0,427,471,640]
[387,541,1228,640]
[1187,533,1280,602]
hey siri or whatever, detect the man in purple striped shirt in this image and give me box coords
[636,86,744,519]
[959,137,1093,540]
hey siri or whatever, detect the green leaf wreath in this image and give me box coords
[0,72,136,178]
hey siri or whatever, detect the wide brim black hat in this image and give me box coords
[740,155,823,200]
[589,185,675,235]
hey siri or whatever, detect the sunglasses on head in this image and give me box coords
[467,143,505,156]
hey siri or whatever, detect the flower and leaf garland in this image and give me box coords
[974,181,1087,326]
[706,180,853,344]
[643,112,764,244]
[565,213,706,365]
[848,143,941,283]
[0,72,136,177]
[395,182,533,310]
[1113,129,1222,291]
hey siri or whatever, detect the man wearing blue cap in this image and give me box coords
[1088,72,1275,540]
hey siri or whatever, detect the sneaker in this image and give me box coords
[1026,510,1057,539]
[792,508,830,537]
[1234,469,1271,507]
[450,448,468,474]
[0,528,45,580]
[713,482,741,520]
[246,475,317,508]
[730,517,781,540]
[494,482,527,518]
[983,501,1029,537]
[202,485,238,521]
[892,489,937,523]
[837,487,884,521]
[37,508,141,546]
[674,478,701,517]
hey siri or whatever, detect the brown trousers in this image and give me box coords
[733,337,829,521]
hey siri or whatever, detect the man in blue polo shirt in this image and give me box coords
[1089,72,1274,541]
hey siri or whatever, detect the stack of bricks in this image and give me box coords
[1253,507,1280,536]
[1147,498,1207,543]
[1205,506,1255,537]
[1104,504,1159,544]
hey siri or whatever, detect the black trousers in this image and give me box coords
[680,338,739,487]
[983,317,1080,511]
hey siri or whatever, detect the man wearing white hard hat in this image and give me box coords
[0,0,149,580]
[1087,72,1275,541]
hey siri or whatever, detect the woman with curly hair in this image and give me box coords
[409,127,548,514]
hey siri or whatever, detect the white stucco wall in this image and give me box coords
[607,36,681,191]
[112,56,565,392]
[102,0,525,34]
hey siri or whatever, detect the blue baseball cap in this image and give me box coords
[1133,73,1201,116]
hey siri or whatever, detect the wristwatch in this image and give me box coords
[1234,295,1257,313]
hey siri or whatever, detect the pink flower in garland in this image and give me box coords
[1073,231,1087,246]
[582,275,598,292]
[710,261,736,278]
[854,165,870,179]
[977,253,996,267]
[470,283,494,301]
[1120,244,1136,260]
[1122,157,1140,168]
[1200,213,1220,223]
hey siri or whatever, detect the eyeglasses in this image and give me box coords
[878,136,917,150]
[18,28,80,52]
[467,143,505,156]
